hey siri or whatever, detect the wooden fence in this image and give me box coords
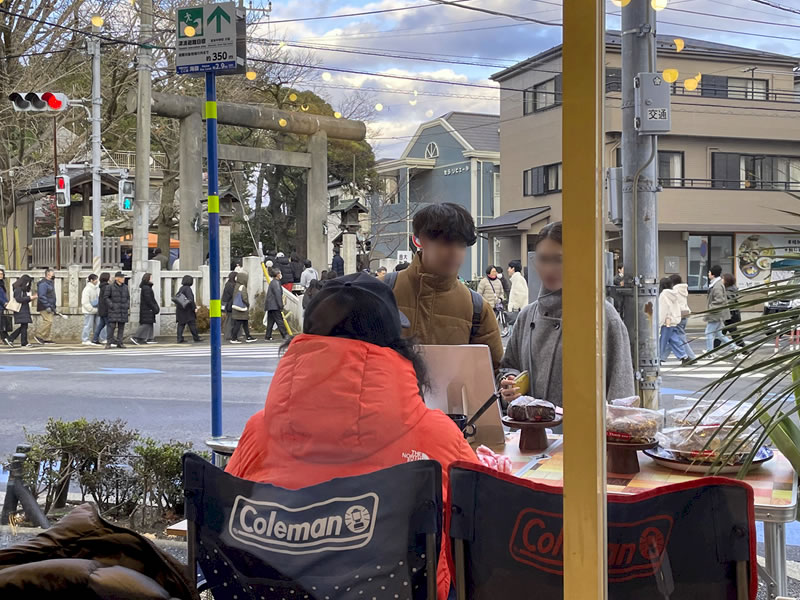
[32,236,121,268]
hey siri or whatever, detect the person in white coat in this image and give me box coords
[669,274,696,361]
[80,274,101,345]
[507,260,529,312]
[659,277,689,364]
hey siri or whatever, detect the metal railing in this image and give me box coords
[659,178,800,191]
[670,83,800,104]
[32,236,121,268]
[101,151,168,170]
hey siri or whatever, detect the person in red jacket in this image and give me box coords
[226,272,478,599]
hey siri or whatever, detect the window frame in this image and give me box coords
[657,151,685,187]
[727,77,769,101]
[686,234,734,293]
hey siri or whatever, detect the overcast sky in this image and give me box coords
[253,0,800,158]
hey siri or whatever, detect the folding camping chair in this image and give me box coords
[182,453,442,600]
[448,462,756,600]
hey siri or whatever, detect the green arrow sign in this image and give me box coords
[207,6,231,34]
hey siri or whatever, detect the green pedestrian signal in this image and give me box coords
[119,179,135,212]
[207,6,230,34]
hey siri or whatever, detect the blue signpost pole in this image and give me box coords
[205,71,223,438]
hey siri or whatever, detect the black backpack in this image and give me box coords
[384,270,484,340]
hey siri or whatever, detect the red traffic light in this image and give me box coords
[56,177,66,190]
[42,92,62,110]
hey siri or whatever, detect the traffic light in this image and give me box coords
[119,179,134,212]
[8,92,69,112]
[55,175,70,207]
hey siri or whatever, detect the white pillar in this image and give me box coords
[199,264,210,307]
[67,265,81,311]
[179,112,204,270]
[520,232,528,263]
[242,255,263,308]
[307,131,328,272]
[342,232,357,274]
[220,224,231,274]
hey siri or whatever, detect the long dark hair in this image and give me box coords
[13,274,31,291]
[227,271,237,283]
[659,277,673,293]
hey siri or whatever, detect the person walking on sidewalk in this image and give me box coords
[80,274,100,346]
[230,271,255,344]
[721,273,746,349]
[331,247,344,277]
[658,277,689,364]
[0,269,10,345]
[669,274,697,361]
[275,252,294,292]
[35,268,56,344]
[477,266,505,314]
[265,267,288,341]
[507,260,529,312]
[299,259,319,288]
[175,274,202,343]
[705,265,732,353]
[92,273,111,345]
[6,274,36,347]
[130,273,159,345]
[221,271,237,341]
[105,271,130,349]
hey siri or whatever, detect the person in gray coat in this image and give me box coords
[498,222,635,408]
[705,264,732,353]
[265,267,288,340]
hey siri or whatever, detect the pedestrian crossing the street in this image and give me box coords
[0,343,283,360]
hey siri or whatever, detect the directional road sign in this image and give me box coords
[176,2,238,75]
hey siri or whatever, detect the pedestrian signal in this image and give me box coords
[55,175,71,207]
[8,92,69,112]
[119,179,135,212]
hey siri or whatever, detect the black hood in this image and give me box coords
[181,275,194,286]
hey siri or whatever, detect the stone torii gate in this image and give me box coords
[127,90,367,270]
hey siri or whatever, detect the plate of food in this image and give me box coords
[643,445,773,474]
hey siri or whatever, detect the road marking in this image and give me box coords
[193,370,274,378]
[2,347,282,358]
[0,365,51,372]
[78,367,165,375]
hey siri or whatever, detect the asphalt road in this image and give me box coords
[0,340,281,456]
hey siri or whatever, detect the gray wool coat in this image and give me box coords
[499,289,636,407]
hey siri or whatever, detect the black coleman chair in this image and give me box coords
[448,462,756,600]
[183,453,442,600]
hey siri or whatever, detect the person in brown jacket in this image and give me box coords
[387,202,503,369]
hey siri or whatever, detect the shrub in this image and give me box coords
[133,438,191,522]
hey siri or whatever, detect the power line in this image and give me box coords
[250,0,472,25]
[669,6,800,27]
[426,0,562,26]
[747,0,800,16]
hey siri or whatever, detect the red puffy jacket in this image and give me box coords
[226,333,478,599]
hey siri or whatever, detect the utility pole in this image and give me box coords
[53,117,61,270]
[621,0,660,408]
[90,26,103,272]
[134,0,153,276]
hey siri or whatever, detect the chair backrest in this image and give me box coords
[183,453,442,600]
[448,462,756,600]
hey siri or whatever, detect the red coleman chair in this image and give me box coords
[183,453,442,600]
[447,462,756,600]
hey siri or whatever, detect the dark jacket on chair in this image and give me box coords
[0,503,198,600]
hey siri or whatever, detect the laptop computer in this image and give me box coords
[420,344,505,448]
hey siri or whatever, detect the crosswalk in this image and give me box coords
[660,359,765,380]
[0,343,283,359]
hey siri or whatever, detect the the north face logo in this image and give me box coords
[229,493,379,555]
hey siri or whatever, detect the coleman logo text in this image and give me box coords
[509,508,673,582]
[228,493,379,555]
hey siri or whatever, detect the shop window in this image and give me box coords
[687,234,734,292]
[658,151,684,187]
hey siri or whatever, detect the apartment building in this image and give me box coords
[374,112,500,280]
[485,32,800,305]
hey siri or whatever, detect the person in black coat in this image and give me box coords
[130,273,160,345]
[175,274,202,343]
[5,274,36,347]
[221,271,238,341]
[275,252,294,290]
[332,247,345,277]
[265,268,288,340]
[289,252,304,284]
[105,272,130,349]
[0,269,9,344]
[92,273,111,344]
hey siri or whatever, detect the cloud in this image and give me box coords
[252,0,800,158]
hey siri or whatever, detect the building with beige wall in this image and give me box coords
[484,32,800,307]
